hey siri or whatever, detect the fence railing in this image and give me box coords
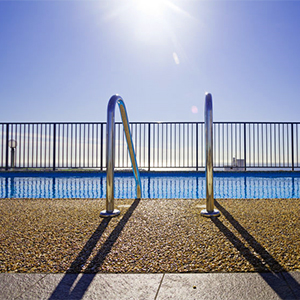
[1,122,300,171]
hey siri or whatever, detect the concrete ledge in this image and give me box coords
[1,272,299,300]
[0,273,163,300]
[158,272,300,300]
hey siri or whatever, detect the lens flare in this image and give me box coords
[191,106,198,114]
[173,52,180,64]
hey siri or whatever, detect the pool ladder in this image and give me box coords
[201,93,220,217]
[100,95,141,217]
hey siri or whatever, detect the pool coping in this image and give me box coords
[1,272,300,300]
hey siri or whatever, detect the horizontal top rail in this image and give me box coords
[214,122,300,125]
[2,121,300,125]
[0,122,107,125]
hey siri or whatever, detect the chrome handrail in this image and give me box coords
[201,93,220,217]
[100,95,142,217]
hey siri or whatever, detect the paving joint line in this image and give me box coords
[154,273,165,300]
[14,274,48,300]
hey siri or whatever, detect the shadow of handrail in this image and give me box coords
[48,198,140,300]
[213,200,300,299]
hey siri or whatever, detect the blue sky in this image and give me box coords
[1,0,300,123]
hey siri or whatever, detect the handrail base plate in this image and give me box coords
[201,209,220,218]
[100,209,120,218]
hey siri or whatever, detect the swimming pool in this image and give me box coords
[1,171,300,199]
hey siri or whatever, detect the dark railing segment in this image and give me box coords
[0,122,299,171]
[54,123,104,169]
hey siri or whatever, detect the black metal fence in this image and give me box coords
[1,122,300,171]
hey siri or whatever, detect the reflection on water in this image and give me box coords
[0,172,300,199]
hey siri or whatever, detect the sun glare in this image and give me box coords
[104,0,191,63]
[135,0,166,17]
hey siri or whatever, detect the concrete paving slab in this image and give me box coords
[1,272,299,300]
[15,273,163,300]
[0,273,47,300]
[157,273,296,300]
[282,272,300,299]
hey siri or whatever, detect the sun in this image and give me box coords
[103,0,193,62]
[135,0,166,17]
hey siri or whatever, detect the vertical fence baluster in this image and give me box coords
[148,123,151,171]
[100,123,103,170]
[5,123,9,170]
[291,123,294,171]
[1,121,300,171]
[196,123,199,171]
[43,124,46,168]
[296,124,298,168]
[53,123,56,171]
[244,123,247,171]
[1,125,3,168]
[139,123,141,168]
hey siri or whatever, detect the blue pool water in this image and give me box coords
[1,172,300,199]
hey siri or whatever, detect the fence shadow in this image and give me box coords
[48,198,140,300]
[212,200,300,299]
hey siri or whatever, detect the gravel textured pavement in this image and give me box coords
[1,198,299,273]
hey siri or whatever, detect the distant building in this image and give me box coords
[224,157,245,171]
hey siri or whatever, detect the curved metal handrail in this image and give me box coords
[100,95,142,217]
[201,93,220,217]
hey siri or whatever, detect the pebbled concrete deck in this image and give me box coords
[1,198,300,273]
[1,198,300,299]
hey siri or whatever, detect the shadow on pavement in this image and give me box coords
[48,198,140,300]
[213,200,300,300]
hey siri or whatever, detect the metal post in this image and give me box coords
[100,95,142,218]
[291,123,294,171]
[53,123,56,171]
[5,124,9,170]
[148,123,151,171]
[244,123,247,171]
[201,93,220,217]
[101,97,120,217]
[196,123,199,171]
[100,123,103,171]
[8,139,17,168]
[11,148,15,168]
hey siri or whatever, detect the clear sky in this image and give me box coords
[1,0,300,123]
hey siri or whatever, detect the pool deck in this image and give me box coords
[1,198,300,299]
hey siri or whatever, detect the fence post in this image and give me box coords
[5,123,9,170]
[196,123,199,171]
[148,123,151,171]
[291,123,294,171]
[53,123,56,171]
[100,123,103,171]
[244,123,247,171]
